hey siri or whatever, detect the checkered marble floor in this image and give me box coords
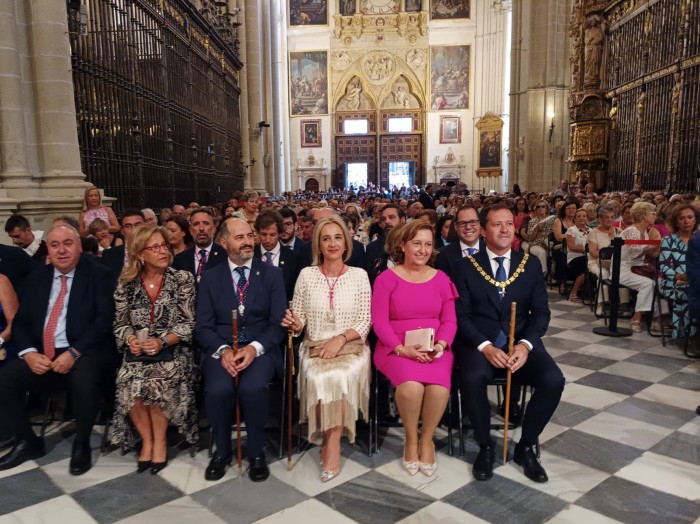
[1,291,699,524]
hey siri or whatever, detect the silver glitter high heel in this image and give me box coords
[419,444,437,477]
[402,444,419,476]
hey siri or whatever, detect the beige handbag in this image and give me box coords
[307,338,364,358]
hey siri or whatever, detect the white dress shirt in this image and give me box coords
[194,243,214,273]
[261,243,282,267]
[460,240,480,257]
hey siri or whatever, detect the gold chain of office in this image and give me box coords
[467,254,529,289]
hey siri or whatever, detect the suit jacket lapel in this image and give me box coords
[66,260,88,339]
[474,251,502,309]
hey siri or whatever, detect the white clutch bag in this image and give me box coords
[404,328,435,352]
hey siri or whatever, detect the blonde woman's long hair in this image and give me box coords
[120,224,173,282]
[311,215,353,266]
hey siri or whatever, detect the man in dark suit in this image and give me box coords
[254,211,300,301]
[0,244,39,298]
[196,218,286,482]
[172,207,227,282]
[686,236,699,357]
[418,184,436,210]
[299,208,365,269]
[454,204,564,483]
[101,209,145,285]
[0,225,117,475]
[435,205,484,282]
[278,207,308,254]
[365,204,406,273]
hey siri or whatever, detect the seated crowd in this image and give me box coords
[0,180,697,488]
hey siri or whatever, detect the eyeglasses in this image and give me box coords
[143,242,169,253]
[456,220,480,229]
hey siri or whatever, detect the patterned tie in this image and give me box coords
[264,252,274,265]
[43,275,68,360]
[197,249,208,278]
[234,267,249,344]
[493,257,508,348]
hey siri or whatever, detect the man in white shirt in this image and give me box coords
[172,208,226,282]
[435,205,482,282]
[4,215,48,261]
[254,211,300,300]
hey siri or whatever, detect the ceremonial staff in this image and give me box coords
[232,310,242,477]
[286,302,295,471]
[503,301,517,464]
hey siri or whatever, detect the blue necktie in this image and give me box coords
[264,252,273,265]
[468,247,476,256]
[493,256,508,349]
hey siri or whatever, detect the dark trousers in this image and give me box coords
[0,355,115,445]
[202,352,275,460]
[456,347,565,448]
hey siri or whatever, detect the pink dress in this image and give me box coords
[371,269,458,388]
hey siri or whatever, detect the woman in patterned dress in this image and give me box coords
[78,186,120,237]
[282,215,372,482]
[110,225,198,474]
[659,204,698,339]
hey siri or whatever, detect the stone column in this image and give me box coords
[245,0,267,193]
[270,0,291,193]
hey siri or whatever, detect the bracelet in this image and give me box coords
[394,345,403,356]
[126,335,136,345]
[434,343,444,352]
[338,334,347,344]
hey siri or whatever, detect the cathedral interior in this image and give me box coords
[0,1,698,523]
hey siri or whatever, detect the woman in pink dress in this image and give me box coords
[79,186,120,237]
[372,220,458,478]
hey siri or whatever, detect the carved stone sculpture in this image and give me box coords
[583,14,604,89]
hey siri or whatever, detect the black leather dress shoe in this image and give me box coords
[0,439,46,470]
[70,442,92,476]
[472,444,495,481]
[0,436,15,451]
[205,454,230,481]
[513,444,548,483]
[137,460,152,473]
[248,454,269,482]
[499,402,523,426]
[150,461,168,475]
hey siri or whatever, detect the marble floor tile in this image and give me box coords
[575,372,652,396]
[606,397,696,430]
[624,352,694,373]
[577,476,700,524]
[0,459,38,481]
[548,309,570,318]
[157,450,238,495]
[374,449,471,500]
[601,361,671,383]
[616,451,700,501]
[542,337,589,352]
[0,469,63,516]
[560,383,627,410]
[650,431,700,465]
[0,494,97,524]
[191,474,307,524]
[269,447,370,497]
[576,343,638,361]
[254,499,358,524]
[542,429,642,475]
[574,412,673,450]
[545,347,573,359]
[659,371,700,392]
[315,470,435,524]
[396,500,489,524]
[538,422,569,444]
[115,495,226,524]
[41,450,136,494]
[550,401,598,428]
[442,474,568,524]
[544,504,626,523]
[548,317,590,330]
[555,353,618,371]
[597,337,662,351]
[551,330,607,344]
[677,416,700,437]
[679,363,700,375]
[71,469,185,523]
[635,383,700,411]
[496,449,609,502]
[558,363,596,383]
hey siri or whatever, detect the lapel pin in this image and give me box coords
[280,261,285,265]
[256,271,260,276]
[213,252,218,256]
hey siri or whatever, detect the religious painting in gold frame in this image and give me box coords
[439,116,461,144]
[475,112,503,178]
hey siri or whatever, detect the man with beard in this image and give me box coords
[278,207,307,253]
[196,218,286,482]
[172,208,227,283]
[365,204,406,280]
[254,211,300,301]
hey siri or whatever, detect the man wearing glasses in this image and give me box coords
[102,209,145,286]
[435,205,483,282]
[278,207,307,254]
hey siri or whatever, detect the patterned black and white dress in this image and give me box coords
[109,267,198,447]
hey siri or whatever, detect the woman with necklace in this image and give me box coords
[588,204,623,316]
[565,209,590,302]
[659,205,698,340]
[282,215,371,482]
[110,225,198,475]
[372,221,458,477]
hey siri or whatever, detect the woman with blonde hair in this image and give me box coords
[79,186,120,237]
[87,218,123,253]
[282,215,371,482]
[110,225,198,474]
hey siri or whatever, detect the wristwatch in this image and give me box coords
[160,335,168,350]
[212,345,232,360]
[68,347,81,360]
[0,336,5,347]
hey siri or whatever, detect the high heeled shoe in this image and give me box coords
[150,461,168,475]
[137,460,152,473]
[419,444,437,477]
[320,465,340,482]
[402,444,419,476]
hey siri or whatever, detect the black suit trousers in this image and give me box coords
[456,347,564,447]
[0,355,116,444]
[202,352,276,460]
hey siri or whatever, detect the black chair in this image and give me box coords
[595,247,634,322]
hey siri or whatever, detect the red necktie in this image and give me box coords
[197,249,208,277]
[43,275,67,360]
